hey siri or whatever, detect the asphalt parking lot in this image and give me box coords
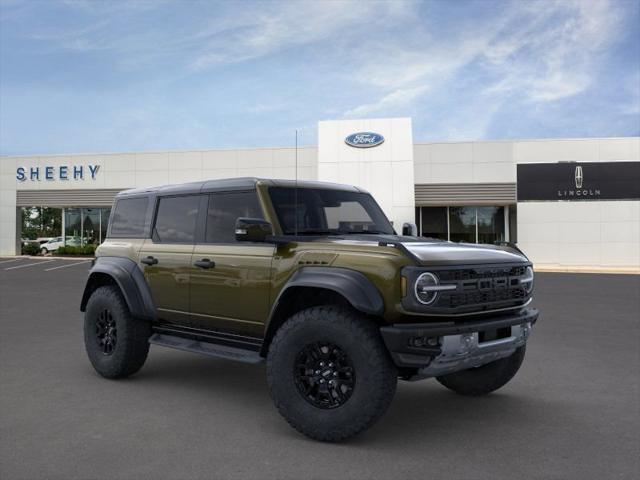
[0,258,638,480]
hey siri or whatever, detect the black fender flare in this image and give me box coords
[262,267,384,355]
[80,256,156,321]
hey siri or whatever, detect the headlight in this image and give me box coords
[521,266,534,294]
[414,272,445,305]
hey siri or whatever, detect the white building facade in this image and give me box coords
[1,118,638,271]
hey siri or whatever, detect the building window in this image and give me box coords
[420,207,448,240]
[477,206,505,244]
[449,206,477,243]
[418,206,509,244]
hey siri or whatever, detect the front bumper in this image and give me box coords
[380,307,539,380]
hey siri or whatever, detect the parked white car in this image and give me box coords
[40,237,80,254]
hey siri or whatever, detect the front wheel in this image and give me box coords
[436,346,526,396]
[40,247,48,255]
[267,305,397,442]
[84,285,151,379]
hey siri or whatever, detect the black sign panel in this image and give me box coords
[517,162,640,201]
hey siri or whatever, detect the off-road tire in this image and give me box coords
[267,305,397,442]
[84,285,151,379]
[436,346,526,396]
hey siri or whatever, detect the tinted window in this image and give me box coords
[420,207,448,240]
[205,191,263,243]
[154,195,200,243]
[268,187,393,235]
[109,197,149,237]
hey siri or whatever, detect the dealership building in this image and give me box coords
[1,118,639,271]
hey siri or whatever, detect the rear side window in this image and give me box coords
[153,195,200,243]
[109,197,149,237]
[205,191,263,243]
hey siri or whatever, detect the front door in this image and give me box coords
[139,194,201,324]
[189,191,274,336]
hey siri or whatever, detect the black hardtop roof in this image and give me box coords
[116,177,364,198]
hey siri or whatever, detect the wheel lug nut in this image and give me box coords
[319,362,324,367]
[333,372,338,376]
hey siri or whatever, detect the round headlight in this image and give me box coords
[522,266,534,294]
[414,272,440,305]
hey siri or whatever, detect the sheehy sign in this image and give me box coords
[517,162,640,201]
[16,164,100,182]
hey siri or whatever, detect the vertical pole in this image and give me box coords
[504,205,510,242]
[475,207,479,244]
[62,208,66,245]
[80,208,84,246]
[446,206,450,241]
[294,129,298,237]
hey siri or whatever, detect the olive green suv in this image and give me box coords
[81,178,538,441]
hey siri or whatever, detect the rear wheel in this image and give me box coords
[436,346,526,396]
[84,286,150,379]
[267,305,397,442]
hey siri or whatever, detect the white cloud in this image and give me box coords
[344,85,428,118]
[342,0,625,131]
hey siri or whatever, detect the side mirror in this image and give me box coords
[235,217,273,242]
[402,222,417,236]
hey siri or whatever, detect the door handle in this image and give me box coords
[194,258,215,269]
[141,256,158,266]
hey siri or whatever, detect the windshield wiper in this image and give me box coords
[339,230,390,235]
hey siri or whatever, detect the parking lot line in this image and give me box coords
[44,260,91,271]
[5,260,56,270]
[0,258,23,265]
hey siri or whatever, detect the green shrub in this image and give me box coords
[22,243,41,256]
[55,244,96,256]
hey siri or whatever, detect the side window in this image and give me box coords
[109,197,149,237]
[205,191,263,243]
[153,195,200,243]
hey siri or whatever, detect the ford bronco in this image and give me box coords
[81,178,538,441]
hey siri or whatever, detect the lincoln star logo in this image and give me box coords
[558,164,600,198]
[575,166,583,188]
[345,132,385,148]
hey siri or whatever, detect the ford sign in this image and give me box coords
[345,132,385,148]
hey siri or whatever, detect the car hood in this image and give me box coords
[311,234,529,266]
[399,241,528,266]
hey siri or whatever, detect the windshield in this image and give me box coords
[269,187,394,235]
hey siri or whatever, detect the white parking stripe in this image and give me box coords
[0,258,23,265]
[45,260,91,271]
[5,260,56,270]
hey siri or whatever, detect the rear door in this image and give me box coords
[138,194,202,324]
[189,190,275,336]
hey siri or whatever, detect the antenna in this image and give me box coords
[294,129,299,236]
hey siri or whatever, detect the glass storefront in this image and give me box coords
[63,207,111,246]
[416,205,509,244]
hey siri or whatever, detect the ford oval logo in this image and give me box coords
[345,132,385,148]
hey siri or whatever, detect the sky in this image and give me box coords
[0,0,639,155]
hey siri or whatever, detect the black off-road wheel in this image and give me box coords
[84,285,151,379]
[436,346,526,396]
[267,305,397,442]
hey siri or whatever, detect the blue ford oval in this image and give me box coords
[345,132,385,148]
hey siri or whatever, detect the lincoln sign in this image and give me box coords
[517,162,640,201]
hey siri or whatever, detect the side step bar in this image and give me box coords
[149,333,264,364]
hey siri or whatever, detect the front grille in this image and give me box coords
[437,265,527,282]
[434,265,530,310]
[447,287,527,308]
